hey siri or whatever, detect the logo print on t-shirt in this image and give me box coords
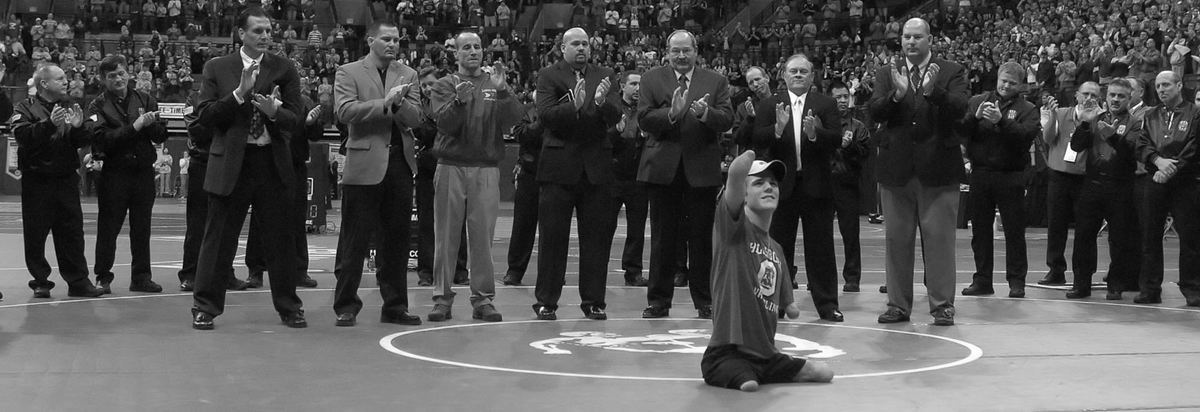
[757,260,776,298]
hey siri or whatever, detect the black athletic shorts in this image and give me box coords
[701,344,807,389]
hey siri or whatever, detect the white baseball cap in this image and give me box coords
[748,159,786,182]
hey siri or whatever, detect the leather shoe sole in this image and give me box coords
[335,314,356,327]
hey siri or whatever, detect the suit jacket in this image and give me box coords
[867,57,969,187]
[290,93,327,166]
[535,61,621,185]
[334,56,421,185]
[87,89,168,173]
[636,65,734,187]
[195,52,301,196]
[749,90,842,199]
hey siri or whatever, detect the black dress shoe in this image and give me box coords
[1133,292,1162,304]
[129,280,163,293]
[673,273,688,287]
[819,310,845,322]
[535,306,557,320]
[417,279,433,287]
[877,308,909,323]
[335,313,356,327]
[453,276,470,285]
[1008,286,1025,298]
[381,312,422,325]
[867,214,884,224]
[33,286,51,299]
[961,283,995,296]
[1105,291,1123,300]
[501,274,522,286]
[582,306,607,320]
[1036,273,1066,286]
[879,285,888,293]
[697,305,713,319]
[624,273,648,287]
[192,311,215,330]
[96,282,113,295]
[297,276,318,288]
[245,275,263,289]
[67,284,104,298]
[1065,288,1091,299]
[842,283,860,293]
[641,306,669,318]
[180,279,194,292]
[281,312,308,328]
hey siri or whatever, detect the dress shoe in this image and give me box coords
[335,313,356,327]
[932,307,955,326]
[535,306,557,320]
[624,273,648,287]
[1065,288,1091,299]
[582,306,607,320]
[819,309,845,322]
[1036,272,1066,286]
[129,280,163,293]
[245,275,263,289]
[1133,292,1162,304]
[877,308,909,324]
[472,304,503,322]
[32,286,51,299]
[227,279,249,291]
[641,306,669,318]
[501,274,522,286]
[673,273,688,287]
[297,276,318,288]
[961,283,995,296]
[180,279,194,292]
[697,305,713,319]
[280,311,308,328]
[867,213,884,224]
[67,284,104,298]
[192,311,215,330]
[96,282,113,295]
[453,275,470,285]
[842,283,860,293]
[428,304,453,321]
[1105,291,1123,300]
[879,285,888,293]
[381,312,422,325]
[417,279,433,287]
[1008,286,1025,298]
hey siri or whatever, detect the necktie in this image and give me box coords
[910,65,922,93]
[794,98,803,171]
[249,105,264,141]
[678,74,688,90]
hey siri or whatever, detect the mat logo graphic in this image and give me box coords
[529,329,845,358]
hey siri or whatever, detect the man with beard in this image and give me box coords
[828,81,870,293]
[12,64,104,299]
[637,29,733,319]
[1067,78,1141,300]
[531,27,621,321]
[87,54,167,295]
[959,62,1038,299]
[749,54,843,321]
[331,21,423,327]
[1133,71,1200,306]
[609,70,649,288]
[426,31,524,322]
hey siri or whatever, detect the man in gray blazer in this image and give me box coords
[331,21,423,327]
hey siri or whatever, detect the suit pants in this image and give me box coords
[245,163,310,278]
[21,174,89,289]
[94,168,156,285]
[334,152,413,317]
[612,178,648,276]
[770,174,839,313]
[832,173,862,285]
[1073,176,1137,291]
[968,170,1028,286]
[1046,170,1084,277]
[534,181,616,311]
[416,159,468,283]
[505,170,539,281]
[1137,176,1200,298]
[646,170,717,310]
[880,178,959,315]
[178,158,240,286]
[432,164,498,308]
[193,146,302,317]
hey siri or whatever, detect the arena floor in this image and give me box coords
[0,198,1196,412]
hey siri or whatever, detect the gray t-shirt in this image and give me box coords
[707,202,793,359]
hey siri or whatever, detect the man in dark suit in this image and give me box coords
[609,71,649,287]
[177,111,249,292]
[828,82,871,293]
[749,54,844,322]
[532,27,621,321]
[330,21,424,327]
[637,30,734,319]
[190,8,305,330]
[868,18,969,326]
[88,54,167,295]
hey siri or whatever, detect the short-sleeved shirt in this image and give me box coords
[708,201,793,359]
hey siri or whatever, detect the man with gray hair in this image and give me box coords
[1038,81,1100,287]
[11,64,104,299]
[959,61,1038,298]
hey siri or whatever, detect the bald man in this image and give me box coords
[868,18,968,326]
[1133,71,1200,306]
[532,27,622,320]
[1038,82,1100,287]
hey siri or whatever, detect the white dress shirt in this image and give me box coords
[788,90,807,171]
[235,48,272,146]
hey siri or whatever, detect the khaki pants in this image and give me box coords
[880,178,960,315]
[432,164,499,308]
